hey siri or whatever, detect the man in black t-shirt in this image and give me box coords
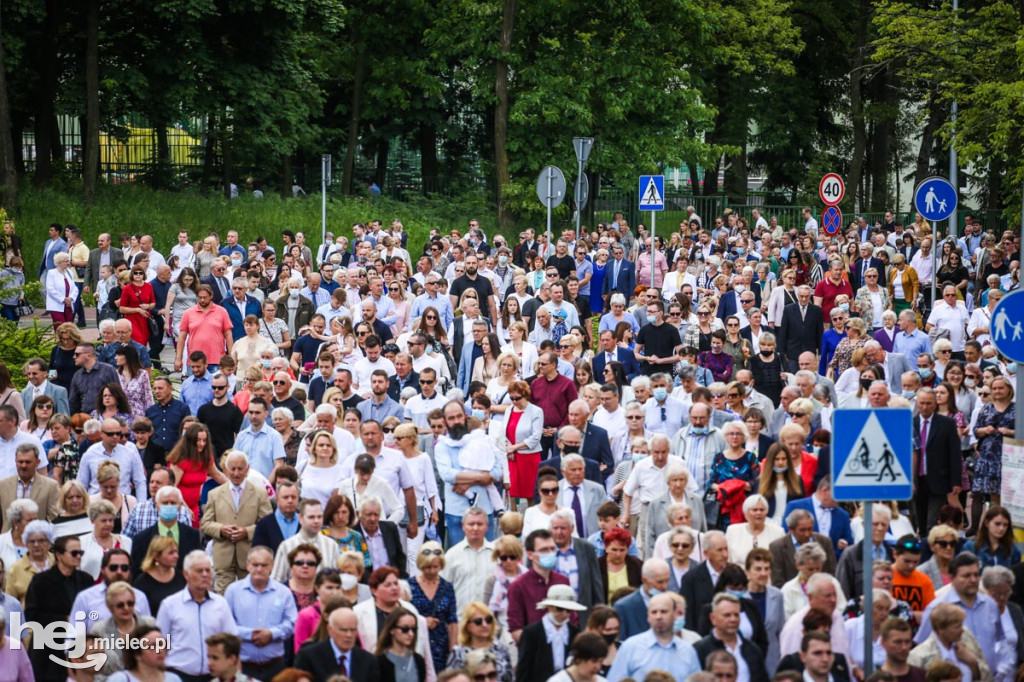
[196,374,244,457]
[270,370,307,421]
[335,369,365,410]
[448,254,497,320]
[634,300,682,376]
[546,239,575,280]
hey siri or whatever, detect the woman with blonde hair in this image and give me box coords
[408,541,458,673]
[447,602,514,682]
[485,352,519,420]
[834,346,871,395]
[501,322,537,380]
[90,460,136,534]
[481,535,526,631]
[298,430,342,505]
[80,499,133,579]
[827,316,869,379]
[133,536,185,617]
[53,479,92,538]
[888,253,919,314]
[92,580,158,678]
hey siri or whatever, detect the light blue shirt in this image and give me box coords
[180,370,215,416]
[435,434,504,515]
[643,396,687,436]
[233,424,286,478]
[274,508,299,540]
[223,576,297,663]
[607,629,701,682]
[356,395,405,423]
[575,258,594,296]
[77,443,148,500]
[300,286,331,308]
[892,329,931,363]
[915,589,1001,672]
[71,584,151,631]
[410,293,455,330]
[156,588,238,676]
[366,294,397,326]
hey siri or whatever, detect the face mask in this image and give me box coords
[261,359,272,369]
[902,389,916,399]
[726,588,749,600]
[860,378,873,391]
[691,426,709,435]
[733,284,745,294]
[537,553,558,570]
[1008,362,1019,374]
[816,241,823,249]
[498,255,508,265]
[602,633,618,647]
[653,388,668,402]
[838,303,850,312]
[471,409,486,422]
[383,433,396,447]
[736,247,746,255]
[772,466,788,474]
[673,615,687,633]
[231,258,242,267]
[563,445,580,454]
[760,349,773,357]
[965,378,976,388]
[159,505,178,522]
[631,453,646,463]
[679,360,690,367]
[326,238,334,245]
[339,573,358,590]
[289,290,300,298]
[918,368,933,380]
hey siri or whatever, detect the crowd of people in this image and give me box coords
[0,208,1017,682]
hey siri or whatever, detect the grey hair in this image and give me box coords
[666,502,691,525]
[641,558,670,580]
[359,495,383,513]
[609,293,626,307]
[795,542,828,566]
[98,319,115,333]
[560,453,585,470]
[183,549,212,574]
[982,565,1016,591]
[760,332,776,345]
[742,494,769,515]
[664,461,689,483]
[155,485,183,505]
[702,530,727,552]
[224,450,250,467]
[22,519,53,544]
[558,425,582,442]
[271,406,295,423]
[550,508,576,530]
[631,376,651,391]
[678,364,698,381]
[873,588,893,606]
[872,504,893,523]
[805,572,834,596]
[7,499,39,523]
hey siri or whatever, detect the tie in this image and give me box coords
[232,486,242,511]
[919,419,929,477]
[613,260,621,287]
[571,486,585,536]
[607,352,615,365]
[338,653,347,677]
[218,278,227,298]
[863,262,869,281]
[800,306,807,321]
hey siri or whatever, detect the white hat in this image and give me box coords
[536,584,586,612]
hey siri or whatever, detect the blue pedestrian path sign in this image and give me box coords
[913,177,957,222]
[638,175,665,211]
[991,290,1024,364]
[832,409,913,502]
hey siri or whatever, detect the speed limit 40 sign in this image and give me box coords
[819,173,845,206]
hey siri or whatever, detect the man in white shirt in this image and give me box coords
[352,336,396,394]
[644,373,686,436]
[927,285,971,354]
[620,435,683,541]
[138,235,166,278]
[405,367,446,432]
[592,383,629,462]
[910,237,935,286]
[802,207,818,235]
[543,280,580,331]
[441,508,495,609]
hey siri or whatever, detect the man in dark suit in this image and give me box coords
[913,388,962,532]
[776,286,824,372]
[550,509,604,626]
[567,399,615,479]
[782,479,853,558]
[387,354,419,402]
[850,243,885,290]
[592,330,641,381]
[602,244,636,303]
[219,279,262,341]
[83,233,125,297]
[251,480,300,555]
[515,585,583,682]
[201,259,233,304]
[357,497,407,579]
[835,505,896,600]
[537,427,603,489]
[679,531,730,629]
[716,287,743,322]
[614,558,670,639]
[295,605,380,682]
[768,508,838,587]
[694,595,768,681]
[130,486,203,573]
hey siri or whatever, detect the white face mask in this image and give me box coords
[289,289,300,298]
[339,573,358,590]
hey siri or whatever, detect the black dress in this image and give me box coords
[750,351,785,407]
[48,345,78,391]
[133,570,187,616]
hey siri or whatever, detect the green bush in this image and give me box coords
[0,320,56,388]
[12,184,497,268]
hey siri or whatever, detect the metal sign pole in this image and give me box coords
[576,162,583,239]
[931,222,937,314]
[1018,375,1024,438]
[862,500,874,677]
[650,210,656,287]
[547,167,553,253]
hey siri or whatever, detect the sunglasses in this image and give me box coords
[470,616,495,626]
[421,549,443,557]
[425,315,438,320]
[114,600,136,609]
[933,540,956,549]
[392,626,417,634]
[474,673,499,682]
[671,542,693,550]
[67,550,85,558]
[102,431,120,437]
[382,428,395,434]
[419,379,435,385]
[539,487,559,495]
[788,412,807,418]
[292,560,318,567]
[273,380,288,386]
[498,555,518,562]
[212,385,228,390]
[107,564,130,572]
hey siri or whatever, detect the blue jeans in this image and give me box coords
[444,512,498,549]
[0,305,17,322]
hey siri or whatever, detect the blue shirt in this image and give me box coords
[892,329,931,363]
[436,435,504,515]
[156,589,238,676]
[915,589,1001,672]
[223,576,297,663]
[145,398,190,451]
[233,424,286,478]
[219,244,246,258]
[607,629,701,682]
[587,531,641,558]
[180,370,215,415]
[357,395,405,423]
[274,508,299,540]
[410,293,455,330]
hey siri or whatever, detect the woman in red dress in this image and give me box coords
[118,265,157,346]
[167,423,226,526]
[501,380,545,507]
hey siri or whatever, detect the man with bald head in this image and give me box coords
[77,417,148,499]
[566,399,614,478]
[112,318,153,370]
[868,380,891,408]
[295,605,381,681]
[796,351,839,405]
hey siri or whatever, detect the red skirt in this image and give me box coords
[509,452,541,498]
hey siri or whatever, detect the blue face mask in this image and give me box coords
[261,359,272,369]
[772,466,788,474]
[673,615,687,633]
[653,387,668,402]
[632,453,647,463]
[902,389,916,399]
[838,303,850,312]
[816,241,823,249]
[647,587,663,598]
[691,426,709,435]
[918,368,933,380]
[537,553,558,570]
[727,588,750,600]
[471,409,486,421]
[159,505,178,522]
[736,247,746,255]
[1008,362,1019,374]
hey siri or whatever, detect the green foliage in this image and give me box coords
[11,184,493,266]
[0,320,55,388]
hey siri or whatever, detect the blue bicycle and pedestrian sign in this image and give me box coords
[832,409,913,502]
[913,177,958,223]
[990,290,1024,364]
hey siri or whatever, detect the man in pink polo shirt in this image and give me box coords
[175,284,234,372]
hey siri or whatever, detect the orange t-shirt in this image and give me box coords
[892,569,936,614]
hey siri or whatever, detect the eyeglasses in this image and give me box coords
[392,625,417,634]
[425,315,438,321]
[788,412,806,418]
[119,433,130,439]
[382,427,395,434]
[545,273,559,278]
[357,331,369,336]
[697,311,709,316]
[470,616,495,626]
[539,487,559,495]
[292,560,318,567]
[559,344,572,350]
[509,395,524,402]
[273,380,288,386]
[726,322,739,327]
[498,555,518,562]
[102,431,120,436]
[727,393,739,399]
[711,393,725,398]
[671,542,693,550]
[421,549,442,557]
[626,415,644,420]
[937,349,951,354]
[419,379,435,385]
[212,385,228,390]
[37,404,53,410]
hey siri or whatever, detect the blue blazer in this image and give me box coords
[251,514,290,555]
[220,295,263,340]
[602,258,636,301]
[613,588,650,641]
[591,347,641,381]
[38,238,68,276]
[581,422,615,479]
[717,290,741,321]
[21,383,70,416]
[782,496,853,557]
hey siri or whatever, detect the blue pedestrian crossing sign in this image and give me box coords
[913,177,957,222]
[990,290,1024,364]
[832,409,913,502]
[639,175,665,211]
